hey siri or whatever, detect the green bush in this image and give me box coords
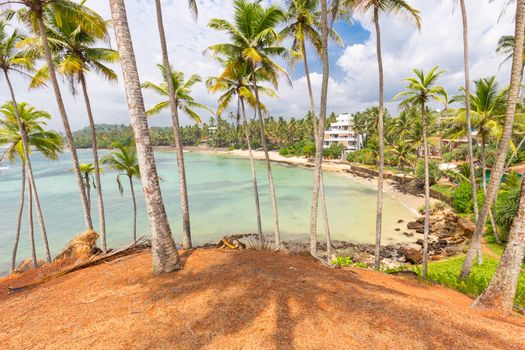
[279,147,290,156]
[323,143,345,159]
[452,181,485,214]
[347,148,375,165]
[303,142,316,158]
[496,186,520,239]
[415,160,442,186]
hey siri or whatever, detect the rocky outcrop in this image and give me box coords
[54,229,100,261]
[404,248,422,264]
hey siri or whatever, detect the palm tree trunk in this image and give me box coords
[310,0,330,258]
[27,175,37,269]
[154,0,192,249]
[302,40,332,258]
[79,72,107,251]
[129,175,137,243]
[421,102,431,279]
[11,162,26,273]
[35,14,93,231]
[4,69,51,263]
[85,173,91,212]
[473,174,525,313]
[460,0,525,280]
[373,7,385,270]
[251,65,281,248]
[240,97,263,239]
[460,0,480,228]
[479,133,501,247]
[110,0,181,274]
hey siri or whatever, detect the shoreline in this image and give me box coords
[181,146,427,216]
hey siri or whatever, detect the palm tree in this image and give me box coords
[393,66,446,278]
[103,143,140,243]
[461,0,525,281]
[142,65,211,122]
[109,0,181,274]
[0,101,62,271]
[20,6,119,252]
[76,162,99,212]
[336,0,421,269]
[449,77,523,247]
[207,59,276,240]
[458,0,480,248]
[152,0,199,249]
[207,0,289,248]
[0,20,55,264]
[9,0,108,232]
[389,140,415,174]
[281,0,343,258]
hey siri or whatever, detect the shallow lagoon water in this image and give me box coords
[0,149,416,274]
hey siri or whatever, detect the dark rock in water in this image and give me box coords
[395,228,401,232]
[404,248,422,264]
[416,239,424,246]
[407,221,423,230]
[403,232,414,237]
[438,239,448,247]
[397,219,404,223]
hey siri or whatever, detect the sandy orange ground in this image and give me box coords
[0,248,524,350]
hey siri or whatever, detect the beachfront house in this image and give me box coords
[323,113,363,153]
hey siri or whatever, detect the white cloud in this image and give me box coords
[0,0,518,130]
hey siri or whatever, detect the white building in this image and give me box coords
[323,113,362,152]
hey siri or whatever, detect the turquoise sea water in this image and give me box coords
[0,149,416,275]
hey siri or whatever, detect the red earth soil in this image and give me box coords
[0,248,524,349]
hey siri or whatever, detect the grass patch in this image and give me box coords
[408,256,525,308]
[431,183,455,198]
[332,256,368,268]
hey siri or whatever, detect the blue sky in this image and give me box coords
[0,0,517,130]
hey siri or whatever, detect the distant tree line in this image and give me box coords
[72,112,338,150]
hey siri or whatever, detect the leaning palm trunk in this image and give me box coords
[84,172,91,212]
[373,7,385,270]
[154,0,192,249]
[79,71,107,251]
[473,175,525,314]
[129,175,137,243]
[459,0,480,232]
[240,97,263,239]
[27,177,37,269]
[459,0,525,280]
[309,0,330,257]
[35,16,93,231]
[421,102,431,279]
[11,162,26,272]
[110,0,181,274]
[302,40,332,258]
[4,69,51,263]
[251,67,281,248]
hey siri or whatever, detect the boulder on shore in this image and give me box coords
[54,229,100,261]
[404,248,422,264]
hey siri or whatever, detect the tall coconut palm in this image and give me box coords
[281,0,343,258]
[142,65,212,122]
[458,0,480,253]
[207,59,276,240]
[336,0,421,269]
[20,6,119,252]
[207,0,289,248]
[0,101,62,271]
[449,77,525,247]
[460,0,525,281]
[102,143,140,243]
[0,20,54,263]
[152,0,199,249]
[9,0,108,232]
[393,66,446,278]
[109,0,181,274]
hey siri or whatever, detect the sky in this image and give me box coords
[0,0,517,131]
